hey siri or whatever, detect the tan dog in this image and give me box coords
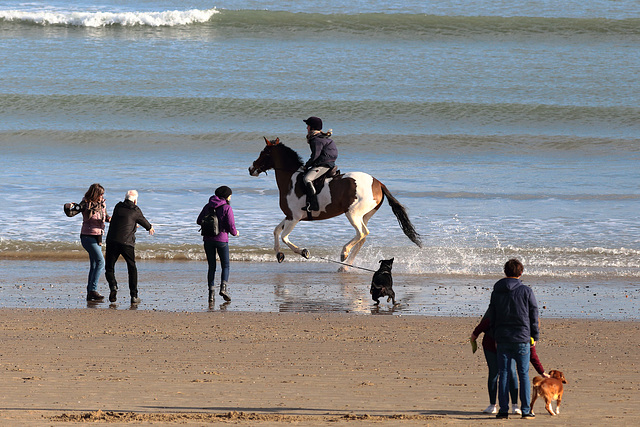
[531,370,567,416]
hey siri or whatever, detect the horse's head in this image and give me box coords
[249,137,280,176]
[249,137,303,176]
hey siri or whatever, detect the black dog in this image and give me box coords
[370,258,396,305]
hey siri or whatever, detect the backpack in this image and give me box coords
[200,205,219,236]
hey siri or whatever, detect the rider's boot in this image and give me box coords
[302,182,319,211]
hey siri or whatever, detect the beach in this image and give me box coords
[1,0,639,424]
[1,308,638,426]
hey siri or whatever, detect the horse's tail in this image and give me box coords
[381,184,422,248]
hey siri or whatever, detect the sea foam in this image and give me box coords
[0,8,218,27]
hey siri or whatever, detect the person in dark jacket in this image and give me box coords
[301,116,338,212]
[472,309,549,415]
[196,186,238,303]
[487,258,539,419]
[105,190,154,305]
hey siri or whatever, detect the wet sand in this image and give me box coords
[0,309,639,426]
[1,260,638,319]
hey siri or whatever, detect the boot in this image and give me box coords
[219,282,231,302]
[86,291,105,302]
[109,286,118,303]
[302,182,319,211]
[208,286,215,303]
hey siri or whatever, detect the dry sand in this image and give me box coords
[0,309,638,426]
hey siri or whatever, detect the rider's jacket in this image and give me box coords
[305,131,337,169]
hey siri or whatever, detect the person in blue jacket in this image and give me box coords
[488,258,539,419]
[197,186,239,303]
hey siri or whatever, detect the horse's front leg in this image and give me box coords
[273,219,287,263]
[280,217,310,259]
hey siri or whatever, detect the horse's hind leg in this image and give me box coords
[340,212,369,267]
[340,239,366,271]
[341,210,376,269]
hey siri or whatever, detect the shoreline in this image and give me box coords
[0,259,638,320]
[1,309,638,425]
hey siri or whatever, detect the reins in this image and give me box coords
[258,167,300,175]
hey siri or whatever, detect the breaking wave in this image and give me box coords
[0,8,638,38]
[1,240,638,279]
[0,8,219,27]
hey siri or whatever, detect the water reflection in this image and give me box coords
[370,304,399,315]
[272,269,397,314]
[208,301,231,312]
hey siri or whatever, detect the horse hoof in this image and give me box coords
[301,249,310,259]
[276,252,285,263]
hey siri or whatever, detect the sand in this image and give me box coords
[0,309,638,426]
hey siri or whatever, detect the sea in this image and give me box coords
[0,0,638,318]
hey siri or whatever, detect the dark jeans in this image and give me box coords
[204,240,230,287]
[484,349,518,405]
[105,241,138,297]
[497,342,531,415]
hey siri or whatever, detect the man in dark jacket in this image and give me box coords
[301,116,338,212]
[105,190,154,305]
[488,259,539,419]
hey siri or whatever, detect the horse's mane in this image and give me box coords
[275,142,304,169]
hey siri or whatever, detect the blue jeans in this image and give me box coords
[497,342,531,415]
[204,241,230,286]
[484,349,518,405]
[80,235,104,293]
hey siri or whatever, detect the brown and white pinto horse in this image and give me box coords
[248,137,422,269]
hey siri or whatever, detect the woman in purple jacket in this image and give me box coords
[79,183,110,302]
[197,186,239,303]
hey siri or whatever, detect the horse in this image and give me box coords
[248,137,422,270]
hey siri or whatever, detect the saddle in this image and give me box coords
[296,165,340,192]
[311,165,340,193]
[298,166,341,219]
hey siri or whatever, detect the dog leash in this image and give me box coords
[312,255,377,272]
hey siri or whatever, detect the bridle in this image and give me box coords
[250,149,273,176]
[251,147,302,176]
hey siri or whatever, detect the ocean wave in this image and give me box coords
[0,8,638,37]
[405,191,640,202]
[211,11,640,37]
[2,94,639,139]
[2,130,639,159]
[0,8,218,27]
